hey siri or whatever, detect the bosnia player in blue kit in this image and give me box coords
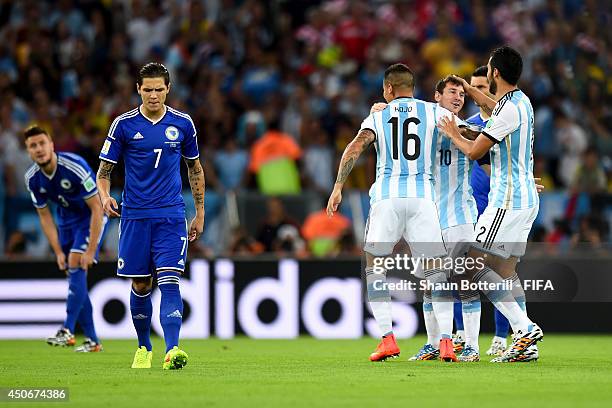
[96,63,205,370]
[24,126,105,352]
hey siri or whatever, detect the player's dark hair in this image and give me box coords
[137,62,170,86]
[435,75,464,94]
[489,46,522,85]
[472,65,488,78]
[23,125,50,142]
[384,63,415,90]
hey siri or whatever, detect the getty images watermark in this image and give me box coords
[372,253,485,274]
[369,253,555,292]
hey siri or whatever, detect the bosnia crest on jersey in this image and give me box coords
[165,126,179,141]
[60,179,72,189]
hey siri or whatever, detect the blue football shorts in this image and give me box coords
[116,218,188,277]
[59,216,108,262]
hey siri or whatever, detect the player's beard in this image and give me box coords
[37,154,52,168]
[489,77,497,95]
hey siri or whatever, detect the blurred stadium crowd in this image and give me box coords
[0,0,610,258]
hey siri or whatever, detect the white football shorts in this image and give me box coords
[363,197,447,258]
[472,205,538,259]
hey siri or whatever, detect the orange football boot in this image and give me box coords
[439,338,458,362]
[369,334,400,361]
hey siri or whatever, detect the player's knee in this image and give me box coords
[451,273,469,288]
[365,253,376,268]
[132,278,153,294]
[67,252,81,269]
[484,255,514,277]
[498,257,519,277]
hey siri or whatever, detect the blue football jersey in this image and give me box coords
[25,152,99,227]
[99,106,200,219]
[466,112,490,216]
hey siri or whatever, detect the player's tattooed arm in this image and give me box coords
[185,158,205,209]
[327,129,374,216]
[335,129,375,186]
[96,161,120,218]
[479,104,494,117]
[97,161,114,181]
[185,157,205,241]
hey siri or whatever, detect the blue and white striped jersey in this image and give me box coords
[466,113,490,216]
[482,89,538,210]
[360,97,453,204]
[435,107,478,230]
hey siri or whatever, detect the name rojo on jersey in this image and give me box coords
[360,97,455,205]
[482,90,538,210]
[99,106,199,219]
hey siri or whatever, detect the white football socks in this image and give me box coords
[460,289,481,352]
[425,269,454,339]
[365,267,393,336]
[422,292,440,348]
[474,267,532,333]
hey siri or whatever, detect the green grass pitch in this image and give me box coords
[2,335,612,408]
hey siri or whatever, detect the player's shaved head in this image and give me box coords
[137,62,170,86]
[384,64,415,90]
